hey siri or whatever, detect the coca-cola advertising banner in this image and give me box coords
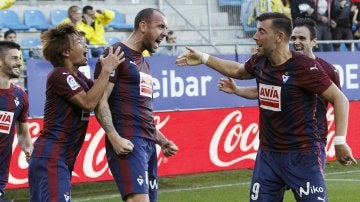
[27,52,359,117]
[7,102,360,189]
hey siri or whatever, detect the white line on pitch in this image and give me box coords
[325,169,360,176]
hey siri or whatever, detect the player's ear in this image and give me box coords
[62,49,70,57]
[276,31,285,43]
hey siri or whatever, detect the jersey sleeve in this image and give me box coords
[244,54,259,76]
[50,69,85,99]
[17,89,29,123]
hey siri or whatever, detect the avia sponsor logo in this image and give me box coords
[297,182,325,198]
[259,83,281,111]
[139,72,153,98]
[0,110,14,134]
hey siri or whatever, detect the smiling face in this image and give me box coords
[252,19,278,57]
[142,11,168,53]
[0,48,22,79]
[290,26,316,57]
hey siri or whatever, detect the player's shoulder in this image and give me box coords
[315,57,336,71]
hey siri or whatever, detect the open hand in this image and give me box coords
[99,46,125,74]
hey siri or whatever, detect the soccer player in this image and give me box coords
[176,12,356,201]
[28,23,126,201]
[0,41,32,201]
[94,8,178,202]
[218,17,341,168]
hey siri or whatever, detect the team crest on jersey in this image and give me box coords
[63,192,70,202]
[0,110,14,134]
[14,97,20,107]
[137,175,144,186]
[259,83,281,111]
[66,75,80,90]
[139,72,152,98]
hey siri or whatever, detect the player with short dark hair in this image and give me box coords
[176,12,356,201]
[0,41,32,201]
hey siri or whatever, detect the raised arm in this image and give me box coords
[176,47,253,80]
[321,83,357,165]
[69,46,124,111]
[94,83,134,155]
[218,77,258,99]
[16,122,32,162]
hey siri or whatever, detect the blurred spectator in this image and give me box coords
[142,50,151,57]
[81,5,115,58]
[0,34,3,41]
[248,0,291,25]
[331,0,354,51]
[352,3,360,50]
[291,0,333,51]
[0,0,15,9]
[156,30,186,56]
[61,5,83,28]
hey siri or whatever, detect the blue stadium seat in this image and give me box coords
[105,36,121,44]
[50,9,67,26]
[21,37,41,61]
[218,0,242,7]
[105,10,133,31]
[24,9,52,30]
[0,10,30,31]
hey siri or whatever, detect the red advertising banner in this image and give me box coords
[7,102,360,189]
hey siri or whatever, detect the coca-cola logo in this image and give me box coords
[210,110,259,167]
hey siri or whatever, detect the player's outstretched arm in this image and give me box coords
[16,122,33,162]
[155,129,178,157]
[321,83,357,166]
[94,83,134,155]
[175,47,253,80]
[218,77,258,99]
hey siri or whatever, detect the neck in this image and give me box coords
[0,76,11,89]
[123,32,144,53]
[269,47,292,66]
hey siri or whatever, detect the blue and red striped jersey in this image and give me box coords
[94,43,156,143]
[32,67,93,170]
[315,57,340,144]
[0,85,28,189]
[245,51,332,152]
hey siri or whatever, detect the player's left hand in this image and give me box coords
[335,143,357,166]
[161,140,178,157]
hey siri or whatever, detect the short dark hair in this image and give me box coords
[166,30,174,41]
[41,23,81,67]
[0,41,21,61]
[134,8,164,30]
[83,5,93,14]
[4,29,16,39]
[256,12,292,40]
[293,17,317,40]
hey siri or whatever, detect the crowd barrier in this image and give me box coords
[6,52,360,189]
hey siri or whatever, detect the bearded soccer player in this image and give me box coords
[218,17,341,169]
[0,41,32,201]
[176,12,356,201]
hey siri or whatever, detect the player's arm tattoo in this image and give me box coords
[95,102,116,133]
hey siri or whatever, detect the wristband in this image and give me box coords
[333,136,346,145]
[201,53,210,64]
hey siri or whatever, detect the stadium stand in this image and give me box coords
[105,10,133,31]
[50,9,67,26]
[240,0,257,37]
[0,10,30,31]
[24,9,53,30]
[21,37,41,61]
